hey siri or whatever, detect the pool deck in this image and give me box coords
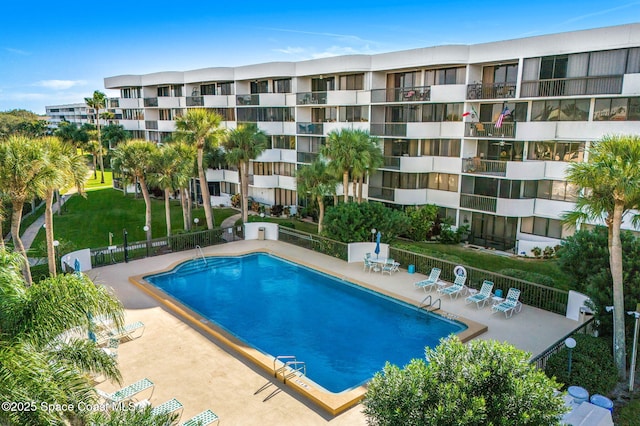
[86,240,581,425]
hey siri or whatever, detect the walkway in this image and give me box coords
[20,194,72,250]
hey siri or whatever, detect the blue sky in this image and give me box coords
[1,1,639,114]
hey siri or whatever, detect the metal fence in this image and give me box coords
[529,317,596,369]
[389,246,569,315]
[276,229,570,315]
[90,227,242,267]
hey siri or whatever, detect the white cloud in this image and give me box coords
[3,47,30,55]
[33,79,87,90]
[273,47,306,55]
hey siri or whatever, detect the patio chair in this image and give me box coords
[180,409,220,426]
[96,321,145,346]
[413,268,441,292]
[96,378,155,404]
[363,254,375,273]
[381,259,399,275]
[437,275,467,300]
[491,288,522,318]
[465,280,494,308]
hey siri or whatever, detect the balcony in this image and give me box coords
[297,152,319,163]
[462,158,507,176]
[520,75,623,97]
[296,91,328,105]
[382,156,400,170]
[460,194,497,213]
[465,122,515,138]
[466,82,516,100]
[236,94,260,105]
[145,120,158,130]
[297,122,323,135]
[370,86,430,103]
[370,123,407,137]
[186,96,204,107]
[143,98,158,107]
[368,186,395,201]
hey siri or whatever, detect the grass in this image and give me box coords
[245,215,319,234]
[84,170,114,191]
[30,188,238,252]
[616,394,640,425]
[394,241,571,289]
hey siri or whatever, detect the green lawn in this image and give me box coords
[83,170,114,191]
[30,188,238,252]
[394,241,571,289]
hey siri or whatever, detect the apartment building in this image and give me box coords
[104,23,640,254]
[45,100,122,130]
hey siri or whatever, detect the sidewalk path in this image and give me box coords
[21,194,72,250]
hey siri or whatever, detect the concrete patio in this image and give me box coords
[86,240,581,425]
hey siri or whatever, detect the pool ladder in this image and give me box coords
[419,295,441,311]
[194,245,207,266]
[273,355,306,384]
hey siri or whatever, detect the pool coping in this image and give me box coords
[128,248,487,416]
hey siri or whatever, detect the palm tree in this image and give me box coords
[152,143,188,237]
[112,140,158,246]
[0,135,49,285]
[361,136,383,203]
[321,129,374,203]
[296,158,337,233]
[564,134,640,379]
[223,124,268,223]
[175,108,225,230]
[171,141,197,231]
[38,137,89,276]
[0,249,124,425]
[101,122,131,149]
[85,90,107,183]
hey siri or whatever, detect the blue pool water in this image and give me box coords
[145,253,466,393]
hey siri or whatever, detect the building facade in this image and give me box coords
[45,101,122,130]
[104,23,640,253]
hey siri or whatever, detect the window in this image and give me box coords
[121,87,141,98]
[250,80,269,94]
[536,180,579,201]
[158,109,172,120]
[253,162,272,176]
[428,173,458,192]
[540,55,568,79]
[531,99,589,121]
[221,182,238,195]
[339,106,368,122]
[594,97,640,121]
[275,189,296,206]
[236,107,294,122]
[339,73,364,90]
[271,135,295,149]
[217,82,233,95]
[157,86,170,97]
[520,217,566,239]
[435,67,465,85]
[421,139,461,157]
[312,76,335,91]
[122,109,144,120]
[493,63,518,84]
[172,85,183,97]
[201,84,216,95]
[273,78,291,93]
[528,141,585,161]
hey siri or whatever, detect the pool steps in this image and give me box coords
[273,355,307,384]
[419,295,442,311]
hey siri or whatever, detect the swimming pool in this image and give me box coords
[144,253,466,394]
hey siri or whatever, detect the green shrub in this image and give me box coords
[497,268,556,287]
[616,396,640,426]
[278,221,296,229]
[544,334,617,395]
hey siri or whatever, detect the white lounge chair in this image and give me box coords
[413,267,441,292]
[491,288,522,318]
[136,398,183,419]
[96,321,145,346]
[465,280,494,308]
[180,409,220,426]
[96,378,155,404]
[437,275,467,300]
[363,253,375,273]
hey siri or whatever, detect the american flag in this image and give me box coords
[495,106,510,129]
